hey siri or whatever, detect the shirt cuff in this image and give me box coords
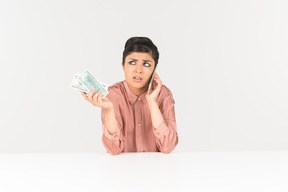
[102,124,121,141]
[153,120,169,138]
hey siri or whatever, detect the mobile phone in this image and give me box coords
[147,65,157,94]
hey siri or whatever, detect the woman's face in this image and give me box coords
[122,52,155,96]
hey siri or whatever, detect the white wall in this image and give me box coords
[0,0,287,153]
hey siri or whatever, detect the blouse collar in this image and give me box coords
[123,80,147,105]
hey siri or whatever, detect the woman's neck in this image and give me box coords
[127,82,148,96]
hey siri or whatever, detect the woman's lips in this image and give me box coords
[133,76,143,83]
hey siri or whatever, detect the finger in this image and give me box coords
[102,96,110,103]
[157,78,162,85]
[92,91,99,104]
[152,79,157,89]
[88,88,96,101]
[155,74,161,81]
[92,90,102,103]
[155,74,161,82]
[153,77,158,84]
[98,94,104,105]
[158,79,162,87]
[81,91,88,100]
[155,78,162,87]
[154,76,160,82]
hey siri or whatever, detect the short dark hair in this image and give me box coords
[122,36,159,67]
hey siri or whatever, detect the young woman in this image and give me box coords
[81,37,178,155]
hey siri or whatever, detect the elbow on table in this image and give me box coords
[160,139,178,154]
[160,147,175,154]
[102,136,123,155]
[108,149,122,155]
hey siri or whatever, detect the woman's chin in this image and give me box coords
[133,84,144,89]
[130,81,147,89]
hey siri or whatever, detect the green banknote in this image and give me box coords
[76,70,109,97]
[71,73,108,95]
[71,73,90,93]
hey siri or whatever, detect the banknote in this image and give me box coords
[76,70,109,98]
[71,73,89,93]
[71,72,108,96]
[100,82,108,90]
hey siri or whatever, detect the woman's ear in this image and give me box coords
[121,62,124,70]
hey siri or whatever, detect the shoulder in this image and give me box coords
[157,84,175,104]
[160,84,173,96]
[107,81,125,94]
[106,81,126,103]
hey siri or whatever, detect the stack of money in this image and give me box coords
[71,70,109,98]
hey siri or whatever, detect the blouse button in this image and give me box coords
[138,123,141,127]
[138,109,140,112]
[138,97,141,101]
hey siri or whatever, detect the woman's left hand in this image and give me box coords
[146,72,162,104]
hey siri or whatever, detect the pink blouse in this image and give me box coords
[101,80,178,155]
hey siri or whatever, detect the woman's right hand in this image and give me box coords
[81,88,113,110]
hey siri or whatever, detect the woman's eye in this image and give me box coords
[144,63,151,67]
[129,61,136,65]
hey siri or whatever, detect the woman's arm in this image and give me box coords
[103,107,118,135]
[148,98,178,154]
[101,106,125,155]
[81,88,125,155]
[146,72,178,153]
[147,101,164,129]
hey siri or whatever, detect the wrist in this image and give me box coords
[147,100,157,107]
[103,105,114,112]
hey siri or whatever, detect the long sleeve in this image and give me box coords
[101,106,125,155]
[153,93,179,153]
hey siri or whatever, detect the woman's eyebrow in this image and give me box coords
[129,58,152,62]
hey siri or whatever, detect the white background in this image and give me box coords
[0,0,287,153]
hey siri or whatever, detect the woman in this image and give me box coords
[81,37,178,155]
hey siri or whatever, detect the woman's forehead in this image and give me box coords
[127,52,153,60]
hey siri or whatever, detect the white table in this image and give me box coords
[0,151,287,192]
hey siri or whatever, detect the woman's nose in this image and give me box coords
[135,66,142,73]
